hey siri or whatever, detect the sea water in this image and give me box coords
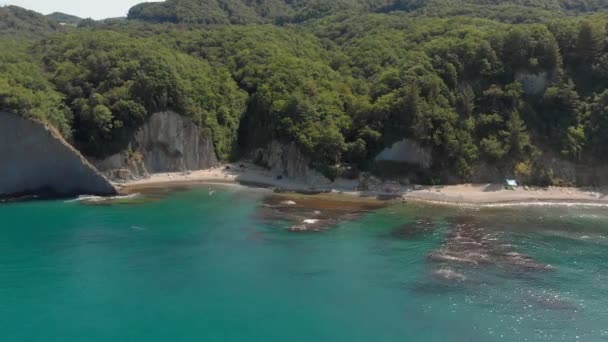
[1,185,607,341]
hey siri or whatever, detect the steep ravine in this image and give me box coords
[0,111,117,199]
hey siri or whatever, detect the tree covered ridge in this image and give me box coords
[3,2,608,184]
[33,31,247,158]
[127,0,608,25]
[0,5,65,39]
[45,12,83,25]
[0,40,71,135]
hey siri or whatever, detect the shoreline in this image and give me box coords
[116,162,608,207]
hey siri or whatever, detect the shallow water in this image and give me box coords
[1,185,608,341]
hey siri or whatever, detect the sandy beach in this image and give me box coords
[117,162,608,206]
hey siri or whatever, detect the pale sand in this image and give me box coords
[117,162,608,206]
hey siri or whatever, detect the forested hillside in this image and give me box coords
[46,12,83,25]
[2,1,608,184]
[0,40,71,135]
[0,5,64,38]
[127,0,608,24]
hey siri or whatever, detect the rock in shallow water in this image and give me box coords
[254,194,384,232]
[431,268,467,282]
[523,292,579,311]
[427,217,554,275]
[390,218,436,239]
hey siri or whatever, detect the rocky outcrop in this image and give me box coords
[470,162,503,183]
[468,155,608,186]
[375,138,432,168]
[515,71,548,96]
[0,111,117,199]
[92,151,149,182]
[539,156,608,186]
[254,140,331,185]
[93,111,218,181]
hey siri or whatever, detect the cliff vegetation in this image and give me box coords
[3,0,608,184]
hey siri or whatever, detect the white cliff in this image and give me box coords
[94,111,218,181]
[0,111,117,199]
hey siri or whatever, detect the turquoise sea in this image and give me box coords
[1,185,608,341]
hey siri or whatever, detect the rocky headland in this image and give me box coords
[0,111,116,199]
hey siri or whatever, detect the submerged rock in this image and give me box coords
[523,292,579,311]
[288,218,325,232]
[427,217,553,272]
[0,111,117,199]
[432,268,467,282]
[390,218,435,239]
[255,194,384,232]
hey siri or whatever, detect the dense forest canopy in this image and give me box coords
[34,30,247,158]
[0,40,72,135]
[2,0,608,184]
[127,0,608,24]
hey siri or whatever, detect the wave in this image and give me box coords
[411,198,608,209]
[481,201,608,208]
[65,193,140,203]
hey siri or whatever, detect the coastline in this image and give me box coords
[117,162,608,207]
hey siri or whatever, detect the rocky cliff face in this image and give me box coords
[538,155,608,186]
[375,138,432,168]
[254,140,331,185]
[468,156,608,185]
[515,71,549,96]
[93,111,218,180]
[0,111,117,199]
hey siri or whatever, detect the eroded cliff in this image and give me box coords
[0,111,117,199]
[93,111,218,180]
[254,140,331,185]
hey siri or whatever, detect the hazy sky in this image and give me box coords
[0,0,162,19]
